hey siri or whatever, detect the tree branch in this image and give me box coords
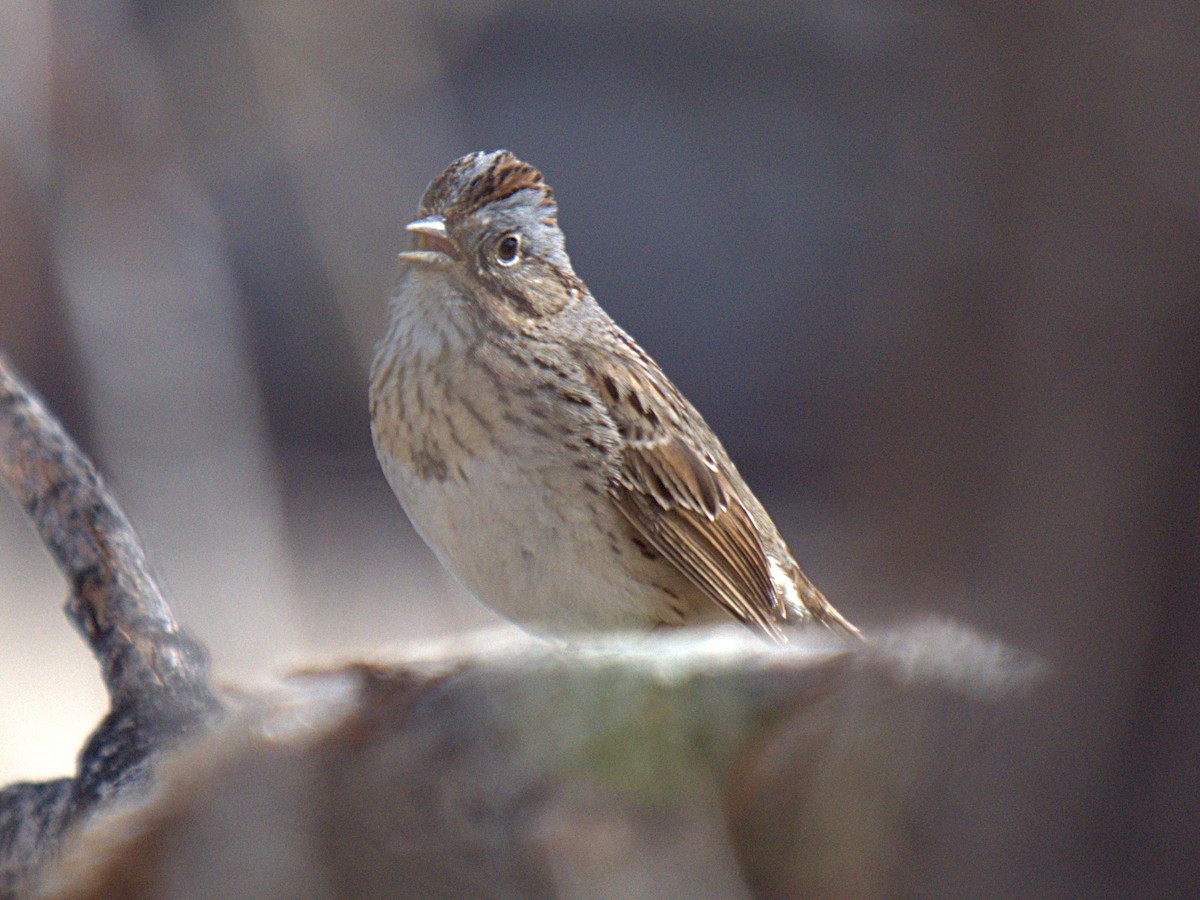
[0,354,221,897]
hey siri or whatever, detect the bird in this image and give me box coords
[370,150,860,642]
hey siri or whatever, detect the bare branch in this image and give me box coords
[0,354,221,897]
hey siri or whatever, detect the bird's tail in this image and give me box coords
[792,571,864,641]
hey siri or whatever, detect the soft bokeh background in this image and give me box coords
[0,1,1196,895]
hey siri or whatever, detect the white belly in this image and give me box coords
[378,427,662,634]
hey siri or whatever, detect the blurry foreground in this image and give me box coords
[41,626,1034,899]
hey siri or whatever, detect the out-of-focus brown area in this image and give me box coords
[0,1,1196,895]
[39,627,1036,900]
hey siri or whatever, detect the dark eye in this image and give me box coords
[495,233,521,267]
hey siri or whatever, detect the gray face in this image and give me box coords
[411,150,585,322]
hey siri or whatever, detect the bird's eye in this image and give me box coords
[495,234,521,267]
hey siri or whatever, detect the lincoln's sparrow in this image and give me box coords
[370,150,860,642]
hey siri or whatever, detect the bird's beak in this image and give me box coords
[398,215,459,264]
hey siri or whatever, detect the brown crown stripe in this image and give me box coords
[420,151,555,221]
[468,155,551,212]
[418,154,474,217]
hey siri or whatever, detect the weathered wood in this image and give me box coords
[0,355,221,897]
[39,625,1034,899]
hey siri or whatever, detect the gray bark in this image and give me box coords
[0,356,221,897]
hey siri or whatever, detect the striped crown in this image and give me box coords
[419,150,556,223]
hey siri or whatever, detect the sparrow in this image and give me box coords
[370,150,860,642]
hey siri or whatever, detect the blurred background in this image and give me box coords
[0,1,1196,895]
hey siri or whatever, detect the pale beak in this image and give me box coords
[398,215,459,264]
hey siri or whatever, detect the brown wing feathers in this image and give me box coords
[587,350,787,640]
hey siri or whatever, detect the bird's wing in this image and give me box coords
[581,334,786,640]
